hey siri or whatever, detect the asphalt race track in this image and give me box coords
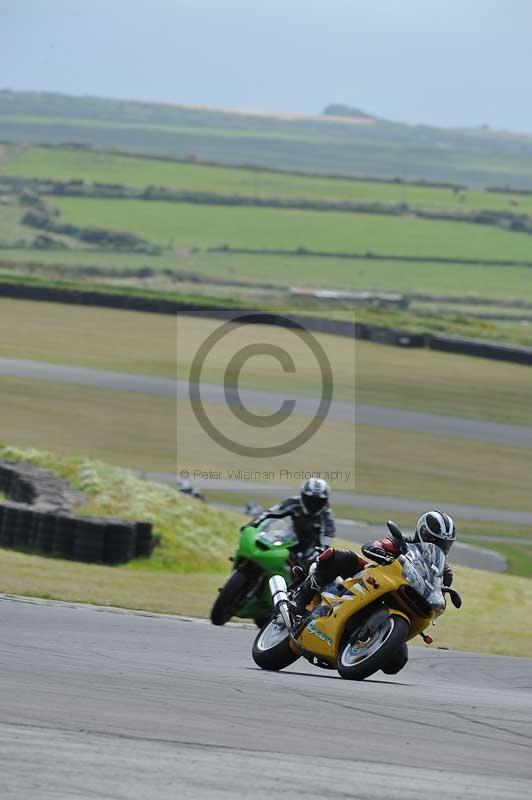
[0,595,531,800]
[2,357,532,448]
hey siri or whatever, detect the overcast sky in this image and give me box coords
[2,0,531,131]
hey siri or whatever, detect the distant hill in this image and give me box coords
[2,90,532,189]
[322,103,375,120]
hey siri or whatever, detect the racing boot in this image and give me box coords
[292,574,320,612]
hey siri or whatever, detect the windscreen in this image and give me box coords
[258,516,297,545]
[399,542,445,609]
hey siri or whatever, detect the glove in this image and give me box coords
[291,546,319,569]
[240,519,258,531]
[361,544,394,565]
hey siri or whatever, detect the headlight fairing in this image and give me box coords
[401,558,446,612]
[401,560,426,596]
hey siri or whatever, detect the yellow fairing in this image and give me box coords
[298,560,430,661]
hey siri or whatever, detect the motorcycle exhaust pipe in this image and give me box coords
[269,575,293,633]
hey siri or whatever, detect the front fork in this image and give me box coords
[269,576,304,650]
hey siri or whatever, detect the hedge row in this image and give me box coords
[206,245,532,269]
[9,176,532,235]
[21,209,159,254]
[0,461,154,564]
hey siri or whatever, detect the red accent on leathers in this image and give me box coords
[374,538,398,554]
[318,547,334,561]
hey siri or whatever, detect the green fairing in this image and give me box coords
[223,519,297,621]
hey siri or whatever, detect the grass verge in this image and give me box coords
[0,549,530,658]
[461,539,532,579]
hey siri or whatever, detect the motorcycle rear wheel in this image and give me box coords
[337,613,409,681]
[210,570,250,626]
[252,617,300,671]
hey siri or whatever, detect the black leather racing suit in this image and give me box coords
[250,496,336,567]
[308,535,453,590]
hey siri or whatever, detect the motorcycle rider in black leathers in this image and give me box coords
[249,477,336,568]
[294,509,456,610]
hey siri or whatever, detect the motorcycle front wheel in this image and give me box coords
[210,570,250,626]
[337,613,409,681]
[252,617,300,671]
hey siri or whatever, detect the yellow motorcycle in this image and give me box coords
[252,522,462,680]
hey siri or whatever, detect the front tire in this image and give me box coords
[381,643,409,675]
[253,615,271,629]
[337,613,409,681]
[210,570,250,626]
[252,617,301,671]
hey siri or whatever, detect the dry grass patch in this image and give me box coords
[1,300,531,425]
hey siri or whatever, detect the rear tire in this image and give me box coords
[252,618,300,671]
[210,570,250,626]
[337,614,409,681]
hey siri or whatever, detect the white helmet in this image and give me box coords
[414,510,456,555]
[300,477,329,516]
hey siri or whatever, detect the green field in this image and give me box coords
[3,140,532,314]
[4,145,532,214]
[50,196,532,262]
[2,247,532,306]
[4,91,532,188]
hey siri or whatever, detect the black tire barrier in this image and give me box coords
[0,502,26,548]
[0,503,7,546]
[0,460,154,565]
[0,500,154,565]
[72,518,106,563]
[429,335,532,366]
[103,519,136,565]
[52,513,76,559]
[0,464,16,495]
[12,507,37,550]
[365,326,428,348]
[3,280,529,366]
[0,459,86,510]
[35,512,57,554]
[9,477,35,504]
[135,521,154,557]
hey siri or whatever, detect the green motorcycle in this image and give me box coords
[210,517,298,628]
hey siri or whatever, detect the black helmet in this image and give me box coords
[414,510,456,555]
[300,477,329,516]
